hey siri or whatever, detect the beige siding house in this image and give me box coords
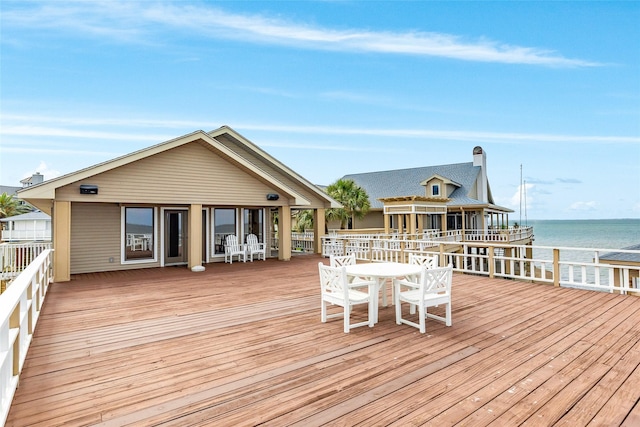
[331,146,515,235]
[18,126,340,282]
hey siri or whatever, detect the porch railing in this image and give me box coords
[0,249,53,425]
[1,242,53,288]
[1,229,51,242]
[321,235,640,295]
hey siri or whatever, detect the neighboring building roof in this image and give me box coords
[0,211,50,223]
[20,172,44,187]
[0,185,21,196]
[599,244,640,264]
[343,161,510,211]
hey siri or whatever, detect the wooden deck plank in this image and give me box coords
[5,255,640,426]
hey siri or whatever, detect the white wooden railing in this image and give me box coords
[291,232,314,253]
[1,229,51,242]
[321,235,640,295]
[1,242,53,286]
[0,249,53,425]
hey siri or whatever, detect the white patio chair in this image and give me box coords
[330,253,370,289]
[246,233,266,261]
[406,253,439,282]
[394,264,453,333]
[318,263,376,333]
[409,253,439,269]
[224,235,246,263]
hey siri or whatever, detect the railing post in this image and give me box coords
[489,246,495,278]
[553,248,560,287]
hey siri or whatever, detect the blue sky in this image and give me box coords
[1,1,639,220]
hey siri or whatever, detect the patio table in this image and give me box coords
[345,262,422,323]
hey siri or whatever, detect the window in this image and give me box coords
[431,184,440,196]
[213,208,236,255]
[243,208,264,242]
[123,207,156,262]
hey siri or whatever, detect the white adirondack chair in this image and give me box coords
[224,235,246,263]
[393,264,453,333]
[246,234,266,261]
[318,263,376,333]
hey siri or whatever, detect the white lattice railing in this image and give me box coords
[0,249,53,425]
[321,235,640,295]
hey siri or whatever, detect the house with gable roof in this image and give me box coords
[334,146,519,239]
[18,126,340,282]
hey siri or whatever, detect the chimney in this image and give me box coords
[20,172,44,188]
[473,147,488,203]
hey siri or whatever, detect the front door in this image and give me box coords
[164,210,188,265]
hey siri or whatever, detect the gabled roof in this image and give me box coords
[343,162,487,210]
[18,127,340,209]
[208,126,340,208]
[419,174,462,188]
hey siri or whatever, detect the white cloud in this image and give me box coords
[22,161,62,181]
[569,201,598,211]
[2,114,639,146]
[508,182,535,208]
[2,1,601,67]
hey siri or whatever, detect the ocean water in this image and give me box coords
[527,218,640,250]
[524,218,640,284]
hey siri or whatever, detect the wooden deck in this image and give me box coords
[6,255,640,426]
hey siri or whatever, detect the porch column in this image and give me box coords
[384,212,390,234]
[409,213,417,236]
[417,214,424,234]
[441,213,447,232]
[188,204,202,270]
[313,208,325,254]
[53,200,71,282]
[278,205,292,261]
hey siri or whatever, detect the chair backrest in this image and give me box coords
[330,253,356,267]
[225,235,242,251]
[318,263,349,298]
[419,264,453,295]
[409,253,439,269]
[246,233,260,249]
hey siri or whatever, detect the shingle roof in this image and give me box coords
[0,185,21,196]
[342,162,483,209]
[599,244,640,264]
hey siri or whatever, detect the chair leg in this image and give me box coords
[395,299,402,325]
[446,303,452,326]
[368,299,375,328]
[418,305,426,333]
[321,300,327,323]
[343,305,350,333]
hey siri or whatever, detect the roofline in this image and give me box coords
[17,129,321,206]
[209,125,341,208]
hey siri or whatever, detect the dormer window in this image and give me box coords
[431,184,440,197]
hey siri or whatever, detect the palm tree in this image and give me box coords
[325,179,371,229]
[293,209,314,232]
[0,193,30,219]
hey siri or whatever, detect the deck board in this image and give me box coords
[6,255,640,426]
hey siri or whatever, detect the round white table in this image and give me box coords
[345,262,422,323]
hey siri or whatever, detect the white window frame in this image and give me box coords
[121,206,158,265]
[431,184,440,197]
